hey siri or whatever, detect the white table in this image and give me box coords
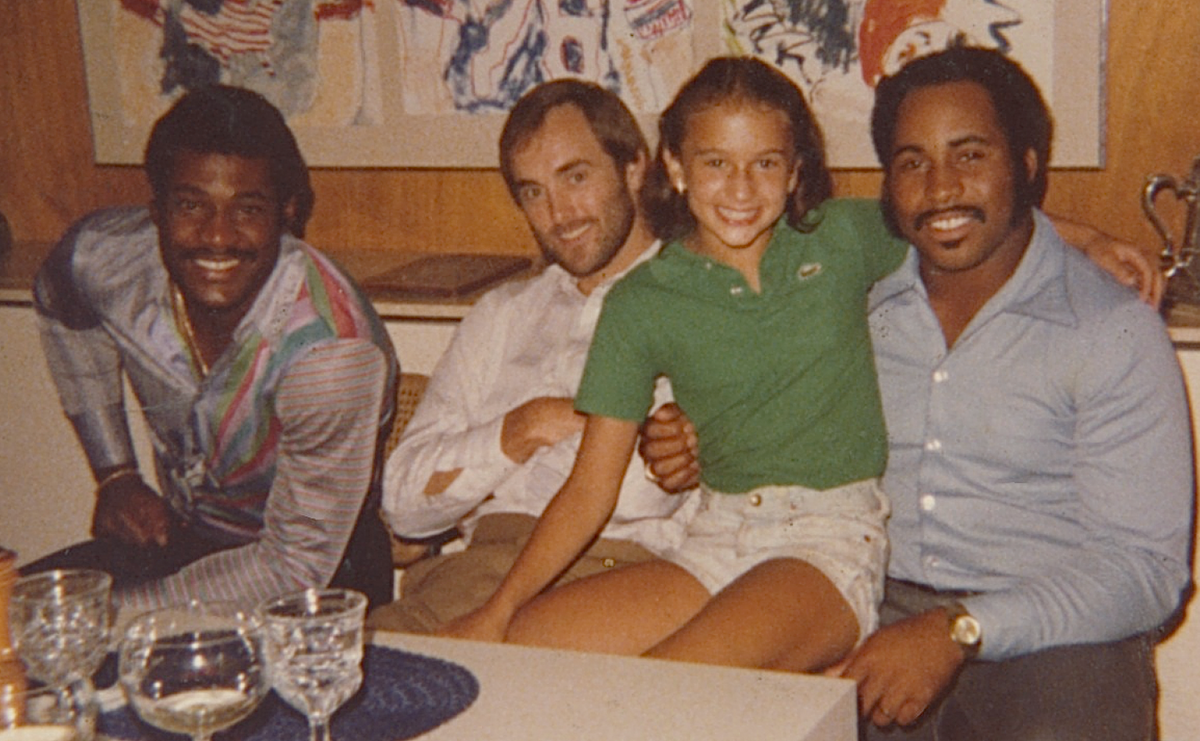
[372,631,858,740]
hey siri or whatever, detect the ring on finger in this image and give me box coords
[643,462,661,484]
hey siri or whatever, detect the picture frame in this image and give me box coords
[76,0,1105,170]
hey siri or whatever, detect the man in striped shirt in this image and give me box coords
[25,85,397,611]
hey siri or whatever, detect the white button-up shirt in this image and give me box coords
[382,244,694,552]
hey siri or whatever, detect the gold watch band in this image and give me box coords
[945,602,982,659]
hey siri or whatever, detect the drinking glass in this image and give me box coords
[258,589,367,741]
[8,570,112,687]
[118,602,267,741]
[0,681,97,741]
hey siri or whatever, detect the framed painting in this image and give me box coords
[719,0,1107,168]
[76,0,1104,169]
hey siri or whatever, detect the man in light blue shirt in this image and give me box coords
[832,47,1194,740]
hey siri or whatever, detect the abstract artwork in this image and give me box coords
[77,0,1103,168]
[394,0,696,116]
[79,1,386,164]
[721,0,1103,167]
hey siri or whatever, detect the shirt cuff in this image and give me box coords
[68,406,137,476]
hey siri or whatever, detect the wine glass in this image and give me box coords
[117,601,267,741]
[258,589,367,741]
[8,570,112,687]
[0,682,98,741]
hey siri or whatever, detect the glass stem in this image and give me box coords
[310,717,333,741]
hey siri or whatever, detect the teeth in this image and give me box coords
[717,207,757,222]
[930,215,972,232]
[560,223,590,240]
[195,258,239,271]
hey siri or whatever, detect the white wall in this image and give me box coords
[1,305,99,564]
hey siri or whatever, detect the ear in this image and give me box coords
[663,150,686,194]
[1023,148,1038,185]
[788,158,802,195]
[282,196,299,233]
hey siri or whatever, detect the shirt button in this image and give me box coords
[920,493,936,511]
[602,557,616,568]
[730,285,744,296]
[933,369,949,383]
[749,493,763,506]
[925,439,943,452]
[925,555,940,568]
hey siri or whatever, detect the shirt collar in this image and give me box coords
[546,238,665,298]
[869,209,1077,329]
[223,234,307,344]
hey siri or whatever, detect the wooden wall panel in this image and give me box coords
[1,0,1197,258]
[1045,0,1200,253]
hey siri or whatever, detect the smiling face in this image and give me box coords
[883,80,1034,281]
[509,104,643,283]
[664,102,799,268]
[153,150,290,328]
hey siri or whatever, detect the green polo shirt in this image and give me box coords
[577,198,906,493]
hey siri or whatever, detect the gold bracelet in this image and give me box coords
[95,466,139,492]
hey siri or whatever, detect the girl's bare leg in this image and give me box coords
[505,558,710,655]
[506,556,858,673]
[645,558,859,672]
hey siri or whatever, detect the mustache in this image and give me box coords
[913,207,986,232]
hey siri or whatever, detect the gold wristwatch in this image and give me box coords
[945,603,981,659]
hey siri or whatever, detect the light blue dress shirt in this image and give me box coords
[869,210,1194,660]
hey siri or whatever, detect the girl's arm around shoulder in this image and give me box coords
[1046,213,1163,307]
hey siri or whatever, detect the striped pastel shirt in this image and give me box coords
[35,207,397,610]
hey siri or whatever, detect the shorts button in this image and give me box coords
[749,493,763,506]
[602,557,616,568]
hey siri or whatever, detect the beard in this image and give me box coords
[534,186,637,279]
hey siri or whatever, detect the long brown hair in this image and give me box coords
[643,56,834,242]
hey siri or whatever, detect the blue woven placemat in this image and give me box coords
[98,644,480,741]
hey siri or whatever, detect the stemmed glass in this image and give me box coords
[118,601,268,741]
[0,681,98,740]
[258,589,368,741]
[8,569,112,712]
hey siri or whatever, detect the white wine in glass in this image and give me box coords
[118,601,267,741]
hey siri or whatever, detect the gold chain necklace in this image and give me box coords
[170,283,210,379]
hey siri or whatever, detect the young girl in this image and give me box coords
[442,56,907,671]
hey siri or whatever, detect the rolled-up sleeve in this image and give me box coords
[382,303,519,539]
[33,229,136,476]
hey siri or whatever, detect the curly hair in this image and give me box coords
[144,85,315,237]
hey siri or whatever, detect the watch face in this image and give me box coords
[952,615,982,646]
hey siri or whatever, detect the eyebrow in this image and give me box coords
[168,183,273,202]
[948,134,994,148]
[692,147,791,158]
[555,158,592,175]
[891,133,995,158]
[513,158,593,191]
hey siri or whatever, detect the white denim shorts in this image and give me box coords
[663,478,890,641]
